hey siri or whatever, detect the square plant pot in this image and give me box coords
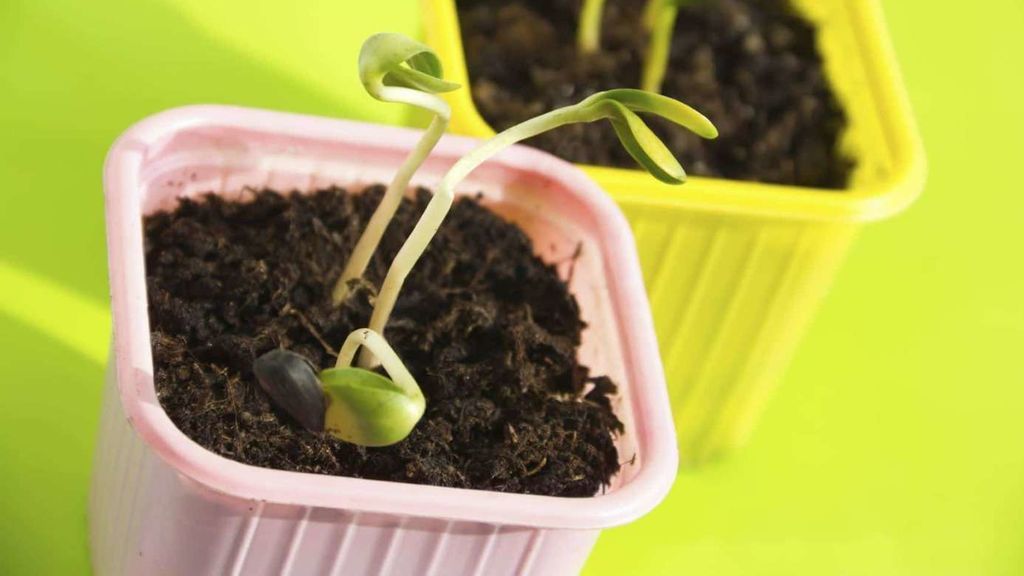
[90,105,677,575]
[422,0,927,466]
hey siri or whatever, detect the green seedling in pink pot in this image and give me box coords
[358,86,718,369]
[257,33,447,448]
[332,33,459,304]
[254,32,716,448]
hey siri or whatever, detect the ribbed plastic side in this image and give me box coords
[89,360,600,576]
[621,202,857,466]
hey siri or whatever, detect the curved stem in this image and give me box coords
[577,0,607,54]
[641,5,679,93]
[358,105,590,367]
[332,88,450,304]
[336,328,422,403]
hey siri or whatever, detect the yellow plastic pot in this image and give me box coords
[422,0,926,466]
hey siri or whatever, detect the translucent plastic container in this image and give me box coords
[89,106,678,575]
[422,0,926,465]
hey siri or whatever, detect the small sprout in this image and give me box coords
[577,0,607,54]
[251,330,424,447]
[642,0,664,30]
[253,349,326,432]
[641,0,704,93]
[332,33,460,305]
[359,89,717,358]
[321,328,425,447]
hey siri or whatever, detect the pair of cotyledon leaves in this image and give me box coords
[361,33,717,185]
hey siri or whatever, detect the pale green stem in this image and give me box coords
[641,5,679,93]
[642,0,662,31]
[336,328,423,403]
[332,87,451,304]
[358,105,591,367]
[577,0,607,54]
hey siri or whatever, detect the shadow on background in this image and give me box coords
[0,0,417,573]
[0,316,102,574]
[0,0,398,305]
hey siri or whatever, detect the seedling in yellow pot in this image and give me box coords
[578,0,702,94]
[641,0,705,93]
[422,0,926,467]
[577,0,607,53]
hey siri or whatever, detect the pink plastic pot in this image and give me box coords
[90,106,677,575]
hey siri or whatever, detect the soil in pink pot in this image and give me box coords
[145,186,623,497]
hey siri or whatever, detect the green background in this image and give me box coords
[1,0,1021,574]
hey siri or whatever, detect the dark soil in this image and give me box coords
[145,186,623,497]
[458,0,853,189]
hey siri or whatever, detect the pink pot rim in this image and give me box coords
[104,105,678,530]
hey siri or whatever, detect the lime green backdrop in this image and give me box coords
[1,1,1021,574]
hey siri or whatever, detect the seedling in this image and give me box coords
[641,0,703,93]
[578,0,703,92]
[256,37,716,445]
[642,0,664,30]
[332,33,459,305]
[361,88,718,359]
[253,328,425,447]
[577,0,607,54]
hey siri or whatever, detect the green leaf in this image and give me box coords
[590,89,718,139]
[359,33,460,96]
[569,89,717,184]
[406,51,443,79]
[605,101,687,184]
[383,66,461,95]
[319,366,426,447]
